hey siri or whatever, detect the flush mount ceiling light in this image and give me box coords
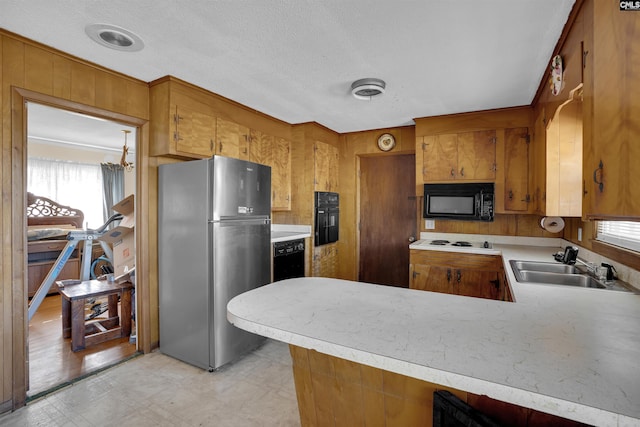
[85,23,144,52]
[351,78,386,100]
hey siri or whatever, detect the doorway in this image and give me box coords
[25,101,139,398]
[359,154,416,287]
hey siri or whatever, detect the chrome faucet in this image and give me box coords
[575,257,597,275]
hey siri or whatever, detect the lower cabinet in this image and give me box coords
[409,250,511,302]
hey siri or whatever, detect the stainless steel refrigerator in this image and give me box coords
[158,156,271,371]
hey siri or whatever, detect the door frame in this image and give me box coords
[10,87,149,408]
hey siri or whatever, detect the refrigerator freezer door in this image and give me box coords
[211,219,271,369]
[211,156,271,220]
[159,158,211,369]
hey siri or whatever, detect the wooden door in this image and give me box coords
[359,154,415,287]
[457,130,496,180]
[421,134,458,181]
[503,127,529,212]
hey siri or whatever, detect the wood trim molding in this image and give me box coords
[590,240,640,271]
[10,87,151,408]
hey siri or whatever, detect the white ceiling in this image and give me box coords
[2,0,575,145]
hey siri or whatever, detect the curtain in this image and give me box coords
[27,157,103,228]
[101,163,125,225]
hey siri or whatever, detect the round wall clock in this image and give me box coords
[377,133,396,152]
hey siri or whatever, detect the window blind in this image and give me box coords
[597,220,640,253]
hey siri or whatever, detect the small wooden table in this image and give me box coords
[57,279,133,352]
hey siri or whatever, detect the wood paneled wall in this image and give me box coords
[419,214,563,238]
[0,30,149,411]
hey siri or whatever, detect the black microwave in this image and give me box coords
[423,183,494,222]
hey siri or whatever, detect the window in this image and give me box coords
[28,157,104,228]
[597,220,640,253]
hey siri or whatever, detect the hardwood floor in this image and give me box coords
[28,294,138,398]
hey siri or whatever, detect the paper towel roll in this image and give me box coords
[540,216,565,233]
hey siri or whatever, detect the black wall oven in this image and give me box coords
[423,183,494,222]
[315,191,339,246]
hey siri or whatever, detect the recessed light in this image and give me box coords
[351,78,386,100]
[85,23,144,52]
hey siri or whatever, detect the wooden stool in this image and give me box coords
[57,279,133,352]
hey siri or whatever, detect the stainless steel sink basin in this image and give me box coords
[509,260,638,293]
[510,260,583,274]
[515,271,605,289]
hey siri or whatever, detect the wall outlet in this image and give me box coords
[578,227,582,242]
[425,219,435,230]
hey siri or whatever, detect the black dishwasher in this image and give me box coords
[273,239,305,281]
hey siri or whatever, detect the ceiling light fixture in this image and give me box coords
[85,23,144,52]
[351,78,386,100]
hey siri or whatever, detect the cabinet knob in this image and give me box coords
[450,168,455,177]
[508,190,514,200]
[446,269,452,282]
[459,167,464,177]
[456,270,462,283]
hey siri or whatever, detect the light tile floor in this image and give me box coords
[1,339,301,426]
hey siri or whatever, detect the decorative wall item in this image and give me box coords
[377,133,396,151]
[549,55,564,96]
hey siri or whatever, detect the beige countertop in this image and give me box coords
[229,236,640,426]
[271,224,311,243]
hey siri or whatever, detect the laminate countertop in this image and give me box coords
[228,242,640,426]
[271,224,311,243]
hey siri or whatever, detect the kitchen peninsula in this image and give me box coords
[228,244,640,426]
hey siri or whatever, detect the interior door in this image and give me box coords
[359,154,416,287]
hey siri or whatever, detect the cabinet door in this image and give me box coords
[583,1,640,218]
[503,128,529,212]
[249,129,273,166]
[457,130,496,180]
[411,264,455,294]
[422,134,458,181]
[531,110,547,215]
[216,117,249,160]
[456,269,501,300]
[272,138,291,210]
[313,245,337,278]
[174,104,216,157]
[314,141,339,192]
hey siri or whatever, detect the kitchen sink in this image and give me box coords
[509,260,638,293]
[510,260,583,274]
[515,271,605,288]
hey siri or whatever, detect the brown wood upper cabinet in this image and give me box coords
[150,83,217,158]
[409,250,511,302]
[501,127,530,212]
[582,0,640,219]
[216,117,249,160]
[249,129,292,211]
[314,141,339,192]
[420,130,496,182]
